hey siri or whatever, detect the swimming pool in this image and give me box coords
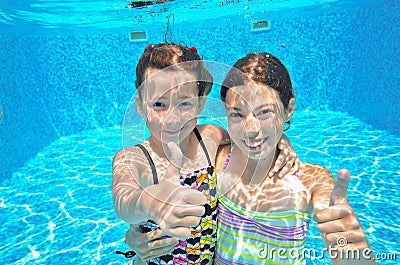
[1,0,399,264]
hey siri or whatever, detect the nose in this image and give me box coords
[165,111,181,127]
[245,115,260,139]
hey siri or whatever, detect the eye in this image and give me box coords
[229,112,243,118]
[152,102,166,109]
[258,109,274,115]
[179,101,192,107]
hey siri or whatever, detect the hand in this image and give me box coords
[269,135,300,178]
[137,142,207,240]
[314,169,369,250]
[125,224,179,261]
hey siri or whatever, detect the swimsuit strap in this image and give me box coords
[136,128,211,185]
[222,144,234,171]
[193,127,212,166]
[135,144,159,185]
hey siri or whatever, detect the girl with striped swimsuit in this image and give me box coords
[213,52,374,264]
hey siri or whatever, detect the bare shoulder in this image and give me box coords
[299,162,335,189]
[113,145,139,162]
[112,145,147,171]
[299,162,335,210]
[300,162,332,177]
[197,124,228,145]
[197,124,222,134]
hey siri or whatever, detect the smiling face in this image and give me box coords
[225,82,294,160]
[221,52,295,161]
[136,68,204,144]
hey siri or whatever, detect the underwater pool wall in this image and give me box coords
[0,0,398,181]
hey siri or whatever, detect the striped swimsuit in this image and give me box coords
[137,128,218,265]
[215,148,311,265]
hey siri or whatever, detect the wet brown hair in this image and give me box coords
[135,43,213,96]
[221,52,294,109]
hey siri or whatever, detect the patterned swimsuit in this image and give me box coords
[136,128,218,265]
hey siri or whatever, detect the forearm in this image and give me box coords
[112,148,154,224]
[112,183,152,224]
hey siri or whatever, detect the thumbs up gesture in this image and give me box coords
[314,169,370,250]
[137,142,207,240]
[329,169,350,206]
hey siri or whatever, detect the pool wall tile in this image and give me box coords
[1,0,398,181]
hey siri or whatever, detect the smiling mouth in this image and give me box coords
[162,129,181,136]
[242,137,268,150]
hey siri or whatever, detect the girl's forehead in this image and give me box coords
[145,68,198,83]
[227,84,281,107]
[142,68,198,98]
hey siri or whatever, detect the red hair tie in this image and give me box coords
[188,46,197,52]
[146,44,153,50]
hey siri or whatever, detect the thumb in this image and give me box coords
[329,169,350,206]
[181,189,207,206]
[165,142,183,181]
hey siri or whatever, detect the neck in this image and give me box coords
[234,146,278,186]
[148,132,194,161]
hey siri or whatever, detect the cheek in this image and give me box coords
[275,119,285,131]
[227,120,243,142]
[262,112,285,131]
[145,109,165,125]
[263,118,285,148]
[180,105,200,122]
[274,113,286,131]
[182,110,197,120]
[227,118,240,132]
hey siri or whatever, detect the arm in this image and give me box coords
[112,147,150,224]
[312,168,376,264]
[125,223,179,261]
[270,134,300,178]
[112,144,207,239]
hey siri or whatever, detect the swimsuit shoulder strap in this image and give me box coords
[135,144,159,185]
[193,127,212,166]
[222,145,233,171]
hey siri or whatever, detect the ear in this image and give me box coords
[285,98,296,122]
[136,93,144,117]
[197,95,207,114]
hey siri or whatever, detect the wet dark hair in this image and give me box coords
[221,52,294,109]
[135,43,213,96]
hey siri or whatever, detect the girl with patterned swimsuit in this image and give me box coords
[136,128,218,265]
[112,44,298,265]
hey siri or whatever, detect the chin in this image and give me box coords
[236,143,276,161]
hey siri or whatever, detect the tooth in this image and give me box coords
[246,139,263,147]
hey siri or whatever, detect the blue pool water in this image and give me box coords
[1,112,400,264]
[1,0,399,264]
